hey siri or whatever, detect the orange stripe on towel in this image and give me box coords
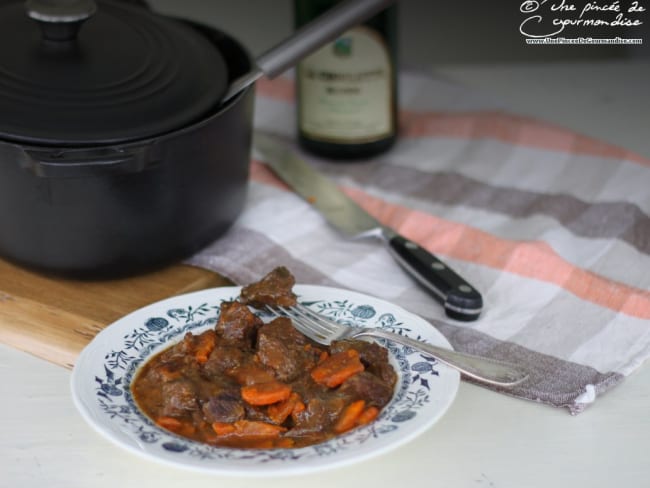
[398,111,650,166]
[251,159,650,319]
[346,186,650,319]
[256,77,295,102]
[255,78,650,167]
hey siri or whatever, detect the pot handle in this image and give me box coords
[23,147,151,178]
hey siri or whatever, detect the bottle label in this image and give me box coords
[297,26,393,143]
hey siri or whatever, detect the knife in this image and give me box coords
[253,133,483,321]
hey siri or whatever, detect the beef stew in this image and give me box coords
[131,267,397,449]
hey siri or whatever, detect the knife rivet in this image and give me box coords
[431,262,445,270]
[405,241,418,249]
[458,284,473,293]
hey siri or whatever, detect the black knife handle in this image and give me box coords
[386,235,483,321]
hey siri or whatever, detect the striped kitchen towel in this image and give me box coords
[187,72,650,414]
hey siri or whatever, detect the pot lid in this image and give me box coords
[0,0,228,146]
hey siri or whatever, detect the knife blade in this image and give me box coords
[253,133,483,321]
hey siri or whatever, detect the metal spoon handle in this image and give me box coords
[257,0,395,77]
[224,0,396,100]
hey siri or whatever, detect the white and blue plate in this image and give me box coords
[71,285,459,476]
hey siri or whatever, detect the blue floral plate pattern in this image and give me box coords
[71,285,459,476]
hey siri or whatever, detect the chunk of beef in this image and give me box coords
[161,380,198,416]
[331,339,397,387]
[202,391,245,423]
[291,395,347,435]
[158,332,197,361]
[203,344,246,378]
[255,317,318,382]
[338,371,394,408]
[216,301,263,347]
[243,404,273,423]
[148,357,186,383]
[228,362,276,386]
[239,266,297,308]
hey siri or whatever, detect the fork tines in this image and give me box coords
[266,304,336,344]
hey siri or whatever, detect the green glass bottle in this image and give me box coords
[294,0,398,160]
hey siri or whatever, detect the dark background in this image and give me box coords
[146,0,649,67]
[143,0,650,157]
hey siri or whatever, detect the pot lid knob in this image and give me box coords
[25,0,97,42]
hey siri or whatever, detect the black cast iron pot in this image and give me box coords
[0,0,393,278]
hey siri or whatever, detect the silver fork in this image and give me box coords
[268,303,529,387]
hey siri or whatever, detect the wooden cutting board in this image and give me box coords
[0,258,231,369]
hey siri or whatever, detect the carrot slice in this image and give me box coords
[194,329,216,364]
[212,422,236,436]
[273,437,296,449]
[241,381,292,406]
[267,392,302,424]
[274,438,295,448]
[311,349,364,388]
[292,399,306,415]
[156,416,196,436]
[232,420,287,438]
[156,416,182,430]
[356,406,380,425]
[211,420,287,449]
[333,400,366,433]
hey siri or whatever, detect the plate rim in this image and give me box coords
[70,284,460,476]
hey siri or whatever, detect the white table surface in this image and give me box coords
[2,342,648,488]
[2,62,649,487]
[435,59,650,160]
